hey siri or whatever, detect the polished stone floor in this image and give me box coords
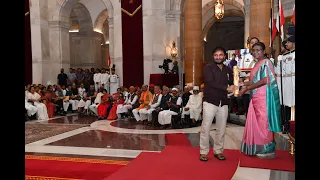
[25,113,295,180]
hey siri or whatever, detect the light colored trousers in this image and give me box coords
[200,101,228,155]
[25,102,37,116]
[132,108,153,121]
[62,101,70,111]
[139,108,156,121]
[68,100,77,111]
[78,99,91,109]
[116,104,133,119]
[181,108,202,121]
[117,104,132,114]
[89,104,99,116]
[94,83,101,92]
[158,110,178,125]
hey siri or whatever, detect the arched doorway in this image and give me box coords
[202,1,245,63]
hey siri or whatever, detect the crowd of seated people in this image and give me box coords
[25,80,240,129]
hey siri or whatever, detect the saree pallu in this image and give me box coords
[241,59,281,155]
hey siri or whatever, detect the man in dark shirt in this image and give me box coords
[200,47,235,162]
[57,68,68,87]
[228,53,238,72]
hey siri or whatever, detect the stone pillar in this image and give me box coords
[112,2,123,86]
[47,20,70,84]
[142,0,167,85]
[30,0,53,85]
[244,0,250,48]
[184,0,203,86]
[250,0,271,54]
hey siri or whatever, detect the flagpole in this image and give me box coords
[270,0,273,49]
[278,0,286,133]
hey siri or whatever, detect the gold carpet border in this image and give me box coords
[25,155,129,165]
[25,175,83,180]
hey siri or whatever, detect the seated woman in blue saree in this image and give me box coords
[238,42,281,159]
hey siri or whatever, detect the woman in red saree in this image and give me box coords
[97,89,111,120]
[107,93,125,120]
[45,85,56,118]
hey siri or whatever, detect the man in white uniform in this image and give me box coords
[182,86,203,125]
[239,37,260,79]
[93,69,102,92]
[109,65,119,94]
[100,69,110,93]
[277,25,295,133]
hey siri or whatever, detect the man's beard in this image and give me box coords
[213,59,224,64]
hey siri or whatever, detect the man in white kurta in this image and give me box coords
[25,94,37,117]
[93,69,102,92]
[158,88,182,127]
[100,69,110,93]
[109,68,119,95]
[26,87,49,120]
[181,86,202,124]
[116,86,138,119]
[139,85,163,124]
[89,88,104,116]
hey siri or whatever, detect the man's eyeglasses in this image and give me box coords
[252,49,262,53]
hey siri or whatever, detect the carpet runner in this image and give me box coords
[25,155,128,180]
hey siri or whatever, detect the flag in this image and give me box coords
[291,5,295,25]
[108,56,111,67]
[278,0,285,40]
[269,7,273,47]
[271,18,278,41]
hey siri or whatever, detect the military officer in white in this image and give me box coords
[277,25,295,133]
[238,37,260,78]
[181,86,203,125]
[100,68,110,93]
[93,69,102,92]
[109,64,120,95]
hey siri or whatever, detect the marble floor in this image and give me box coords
[25,113,295,180]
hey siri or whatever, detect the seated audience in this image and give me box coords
[132,85,153,123]
[26,86,49,120]
[97,89,111,120]
[152,86,171,126]
[116,86,139,119]
[138,85,162,125]
[181,86,203,125]
[158,88,182,128]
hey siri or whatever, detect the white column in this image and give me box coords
[143,0,166,85]
[46,20,70,85]
[112,2,123,86]
[30,0,51,85]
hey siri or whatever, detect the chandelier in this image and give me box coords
[214,0,224,20]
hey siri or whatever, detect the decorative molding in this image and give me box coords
[121,5,142,17]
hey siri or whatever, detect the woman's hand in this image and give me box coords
[227,85,236,93]
[238,87,248,96]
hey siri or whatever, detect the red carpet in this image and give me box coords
[165,133,191,146]
[25,155,128,180]
[105,146,240,180]
[239,150,295,172]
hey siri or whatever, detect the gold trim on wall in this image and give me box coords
[121,5,142,17]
